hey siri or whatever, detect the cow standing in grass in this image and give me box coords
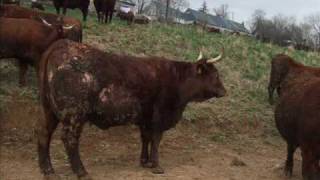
[93,0,116,23]
[52,0,89,21]
[0,17,74,86]
[37,39,226,179]
[269,54,320,179]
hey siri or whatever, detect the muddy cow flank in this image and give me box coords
[37,39,226,179]
[0,17,74,86]
[93,0,116,23]
[52,0,89,21]
[268,54,320,104]
[0,5,82,42]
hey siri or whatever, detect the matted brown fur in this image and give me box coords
[37,39,226,179]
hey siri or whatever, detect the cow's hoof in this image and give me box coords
[151,166,164,174]
[79,174,93,180]
[43,174,61,180]
[141,162,153,168]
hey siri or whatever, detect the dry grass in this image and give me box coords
[1,5,320,144]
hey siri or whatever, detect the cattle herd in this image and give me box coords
[0,2,320,180]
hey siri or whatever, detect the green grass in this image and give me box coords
[2,5,320,141]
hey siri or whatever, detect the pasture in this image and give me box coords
[1,4,320,180]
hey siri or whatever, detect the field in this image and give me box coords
[1,5,320,180]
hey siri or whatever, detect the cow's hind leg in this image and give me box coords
[149,131,164,174]
[81,8,88,22]
[37,108,59,179]
[139,126,151,167]
[61,117,91,180]
[301,144,320,180]
[285,143,297,176]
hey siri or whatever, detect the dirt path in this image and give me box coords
[0,113,303,180]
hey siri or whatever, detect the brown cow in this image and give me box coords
[275,78,320,179]
[0,17,73,86]
[93,0,116,23]
[52,0,89,21]
[207,26,220,33]
[117,11,134,24]
[268,54,320,105]
[268,54,320,179]
[0,5,82,42]
[37,39,226,179]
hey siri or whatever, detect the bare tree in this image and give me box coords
[307,13,320,50]
[171,0,189,10]
[135,0,150,14]
[213,4,229,19]
[199,0,208,14]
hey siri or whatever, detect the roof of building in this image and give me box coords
[118,0,136,6]
[185,8,249,33]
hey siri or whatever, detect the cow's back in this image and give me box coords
[40,39,164,128]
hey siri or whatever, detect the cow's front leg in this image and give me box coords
[62,7,67,15]
[150,131,164,174]
[139,126,151,167]
[61,118,91,180]
[18,61,28,87]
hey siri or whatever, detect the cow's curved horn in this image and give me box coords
[197,51,203,61]
[63,25,75,30]
[40,17,52,27]
[207,48,224,63]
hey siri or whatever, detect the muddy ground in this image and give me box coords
[0,99,302,180]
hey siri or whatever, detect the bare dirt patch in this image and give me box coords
[0,100,303,180]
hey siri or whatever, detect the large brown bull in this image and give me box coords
[0,5,82,42]
[37,39,226,179]
[268,54,320,179]
[268,54,320,104]
[0,17,73,86]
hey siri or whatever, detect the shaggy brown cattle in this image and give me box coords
[0,17,73,86]
[52,0,89,21]
[93,0,116,23]
[0,5,82,42]
[37,39,226,179]
[207,26,220,33]
[117,11,134,24]
[268,54,320,104]
[268,54,320,179]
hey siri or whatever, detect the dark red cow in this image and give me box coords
[93,0,116,23]
[268,54,320,104]
[0,5,82,42]
[37,39,226,179]
[269,54,320,179]
[0,17,74,86]
[52,0,89,21]
[207,26,220,33]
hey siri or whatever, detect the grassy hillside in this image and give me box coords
[1,5,320,145]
